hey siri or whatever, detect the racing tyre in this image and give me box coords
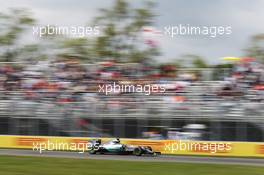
[133,147,143,156]
[89,149,97,154]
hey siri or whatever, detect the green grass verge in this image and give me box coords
[0,156,263,175]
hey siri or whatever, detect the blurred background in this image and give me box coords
[0,0,263,142]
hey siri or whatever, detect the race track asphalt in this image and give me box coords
[0,149,264,167]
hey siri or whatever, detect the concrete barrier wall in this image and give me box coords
[0,135,264,157]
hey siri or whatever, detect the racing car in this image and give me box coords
[88,138,160,156]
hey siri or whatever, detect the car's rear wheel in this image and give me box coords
[89,149,97,154]
[133,147,143,156]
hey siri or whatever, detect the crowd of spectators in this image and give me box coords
[0,58,263,138]
[0,58,263,109]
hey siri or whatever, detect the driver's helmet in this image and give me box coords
[112,138,120,144]
[96,139,102,145]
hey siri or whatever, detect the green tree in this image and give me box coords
[0,9,35,61]
[192,57,208,68]
[245,33,264,64]
[92,0,159,63]
[59,38,93,62]
[176,54,208,68]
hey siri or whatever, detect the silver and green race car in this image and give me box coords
[88,138,160,156]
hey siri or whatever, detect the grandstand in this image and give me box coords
[0,60,263,141]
